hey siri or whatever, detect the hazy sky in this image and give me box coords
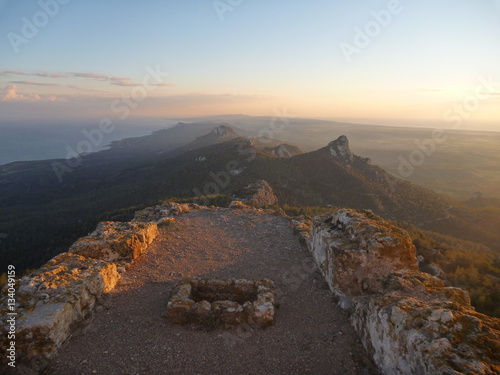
[0,0,499,131]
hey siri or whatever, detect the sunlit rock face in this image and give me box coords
[351,271,500,375]
[211,124,238,139]
[233,180,278,208]
[309,209,500,375]
[309,209,418,296]
[0,253,119,362]
[69,221,159,262]
[132,201,202,223]
[329,135,354,165]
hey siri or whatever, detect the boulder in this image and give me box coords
[229,200,248,209]
[69,221,158,262]
[309,209,418,295]
[308,208,500,375]
[133,202,201,222]
[351,270,500,375]
[291,216,312,244]
[233,180,278,208]
[0,253,119,363]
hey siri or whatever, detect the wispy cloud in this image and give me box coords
[0,70,174,88]
[9,80,61,87]
[70,72,113,80]
[0,85,63,102]
[34,72,68,78]
[110,79,174,87]
[2,70,68,78]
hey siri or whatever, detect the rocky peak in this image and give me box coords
[211,124,237,138]
[272,144,292,158]
[328,135,354,165]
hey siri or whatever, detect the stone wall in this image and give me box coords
[0,253,120,362]
[308,209,500,375]
[1,219,159,366]
[69,221,158,262]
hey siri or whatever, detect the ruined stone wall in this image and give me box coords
[0,218,160,366]
[0,253,120,363]
[307,209,500,375]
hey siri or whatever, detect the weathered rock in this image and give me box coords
[272,208,287,216]
[309,209,418,295]
[157,217,176,226]
[291,215,312,243]
[233,180,278,207]
[419,261,448,282]
[329,135,354,165]
[167,278,275,327]
[351,270,500,375]
[69,221,158,262]
[229,200,248,209]
[133,202,202,222]
[327,135,371,167]
[309,208,500,375]
[268,144,302,158]
[0,253,119,363]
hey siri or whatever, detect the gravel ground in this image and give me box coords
[44,208,378,375]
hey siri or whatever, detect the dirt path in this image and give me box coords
[45,208,377,375]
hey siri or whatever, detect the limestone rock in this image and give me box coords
[167,278,276,328]
[309,209,418,295]
[328,135,354,165]
[133,202,201,222]
[229,200,248,209]
[291,216,312,243]
[233,180,278,208]
[309,208,500,375]
[351,271,500,375]
[157,217,176,226]
[419,261,448,282]
[69,221,158,262]
[0,253,119,362]
[269,144,302,158]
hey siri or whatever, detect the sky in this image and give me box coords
[0,0,499,131]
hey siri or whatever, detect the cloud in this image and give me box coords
[9,80,61,87]
[3,70,26,75]
[34,72,68,78]
[110,78,174,87]
[0,70,174,88]
[0,85,61,102]
[1,70,68,78]
[70,72,111,80]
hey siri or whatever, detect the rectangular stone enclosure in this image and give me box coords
[167,278,276,327]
